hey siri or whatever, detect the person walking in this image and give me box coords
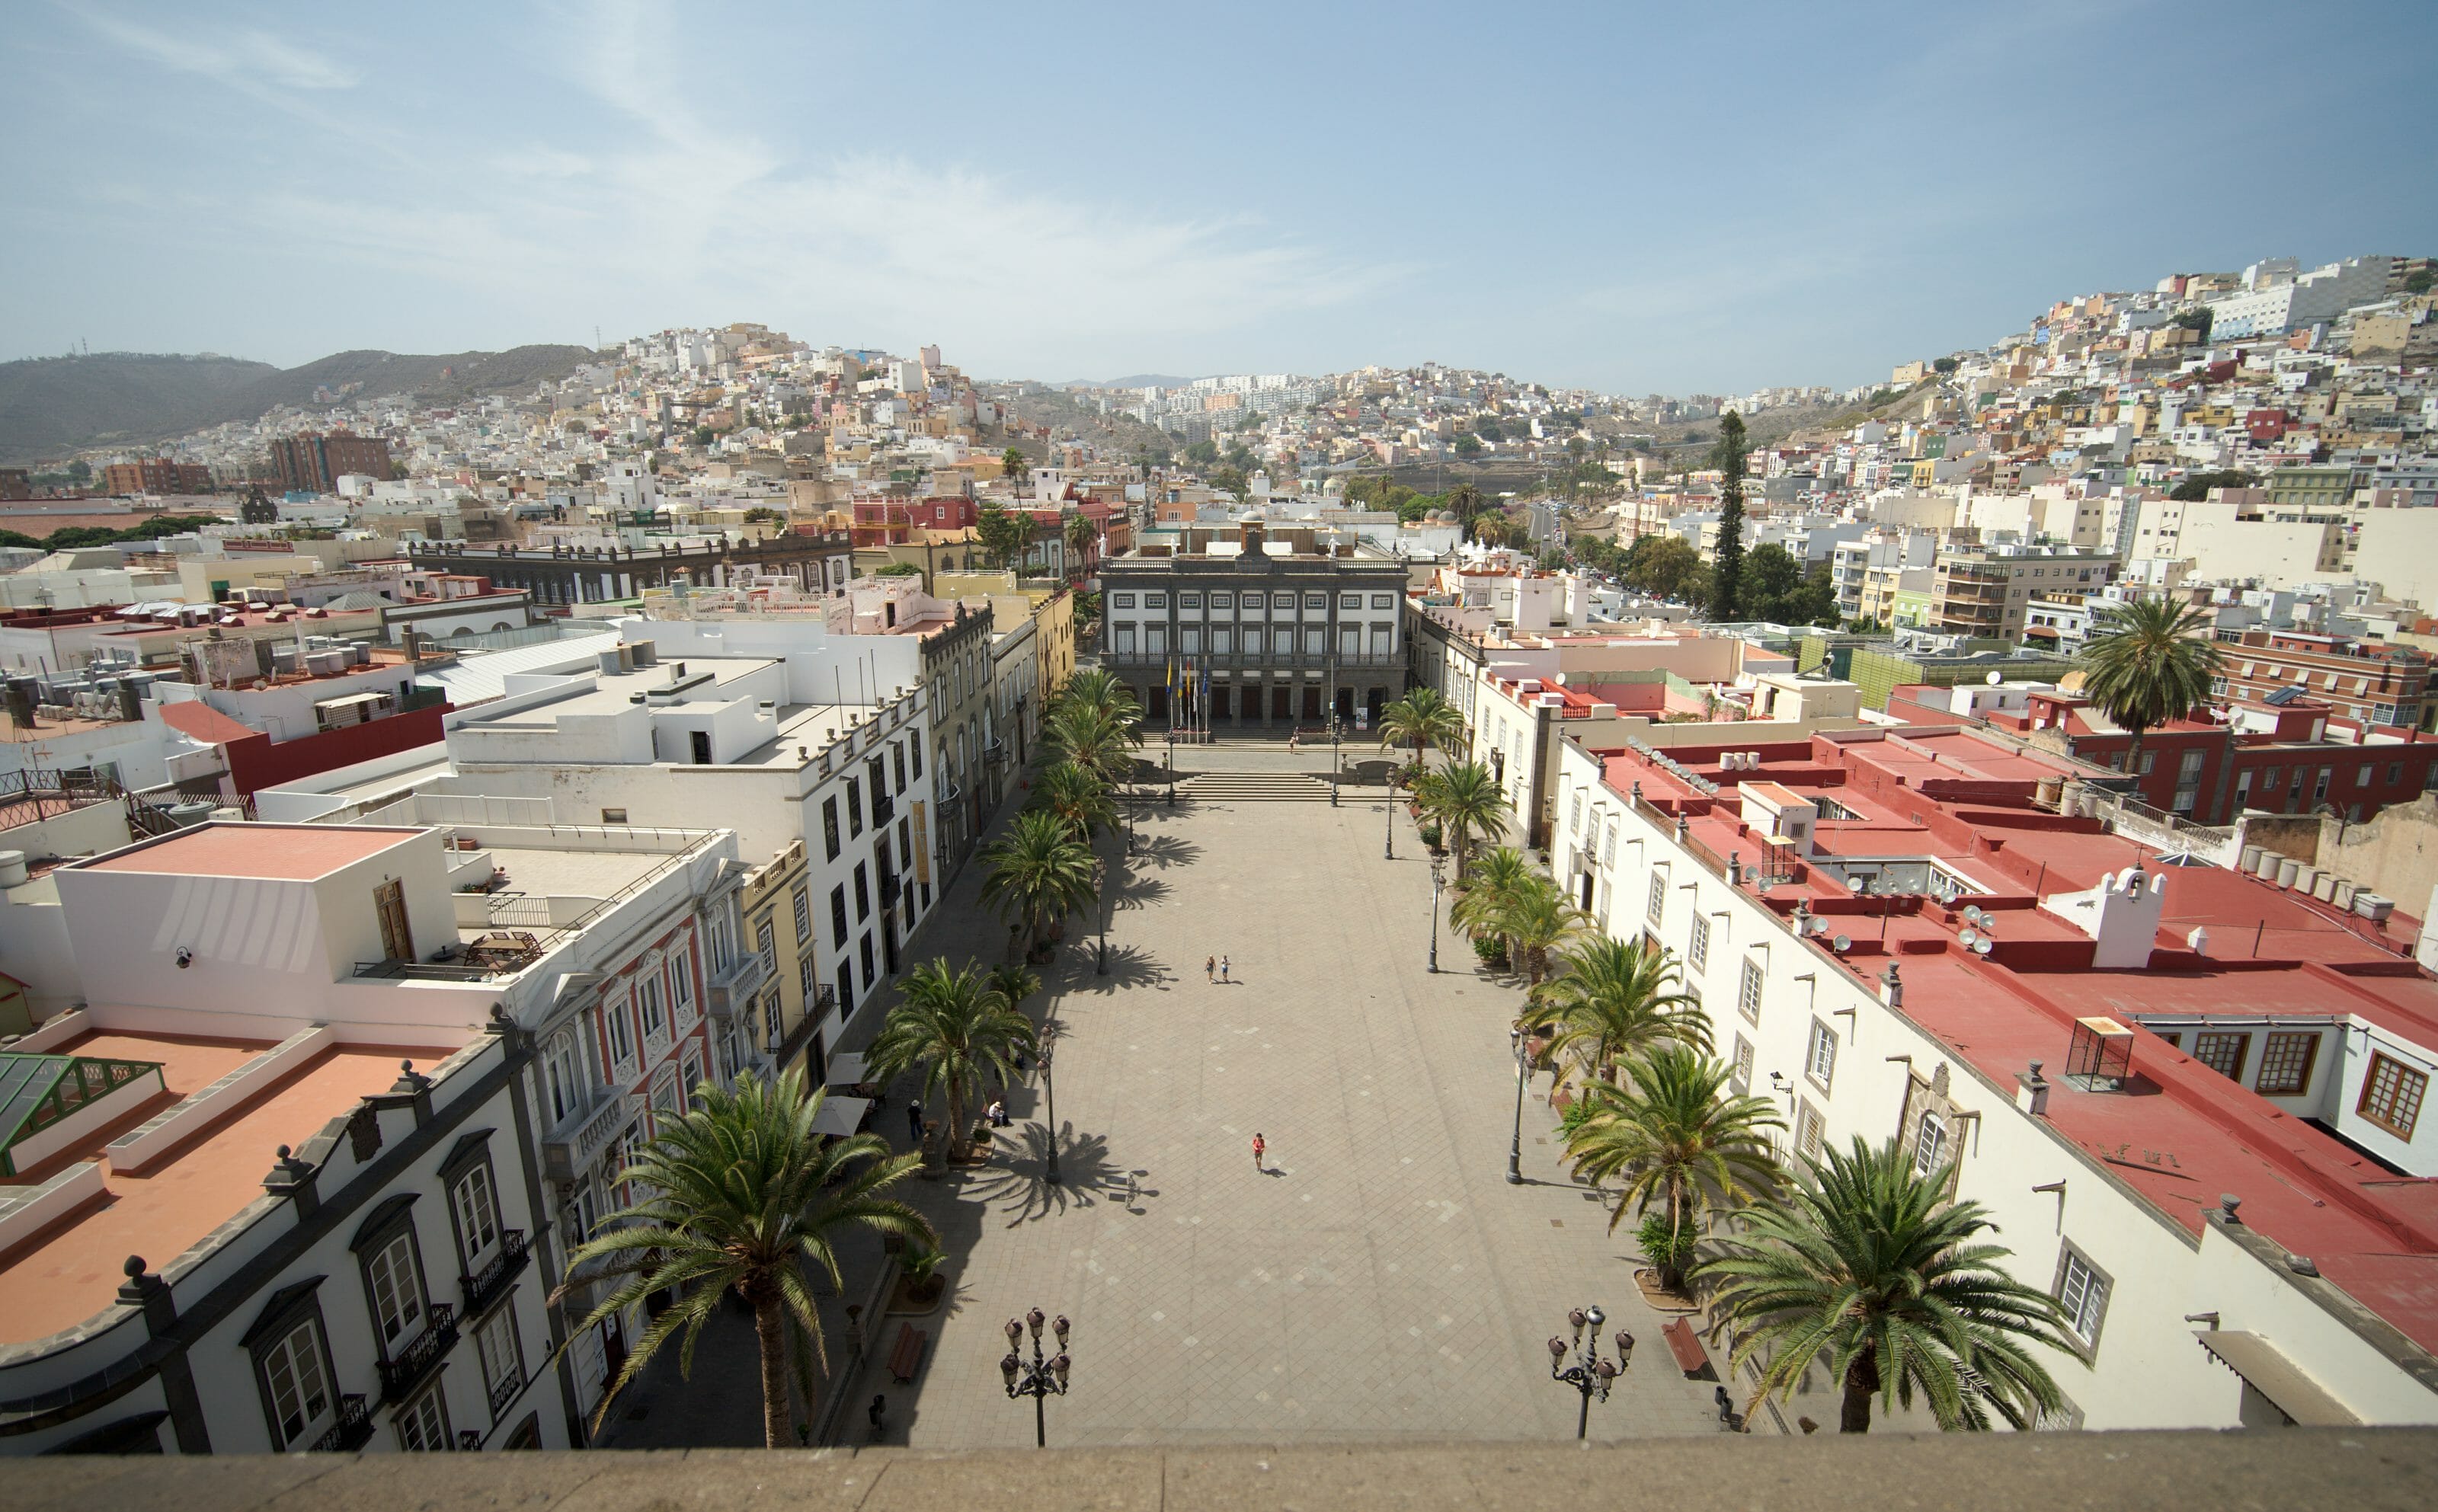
[1205,954,1216,983]
[1220,954,1231,984]
[1250,1132,1266,1172]
[906,1098,925,1149]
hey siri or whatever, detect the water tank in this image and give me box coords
[272,646,302,673]
[629,639,657,666]
[2238,845,2264,874]
[2275,857,2302,889]
[166,801,216,829]
[2356,892,2396,922]
[348,643,372,666]
[2331,879,2357,909]
[2253,849,2283,879]
[2312,872,2339,903]
[0,851,26,887]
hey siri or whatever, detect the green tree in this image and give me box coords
[1409,760,1507,881]
[744,507,785,524]
[1565,1044,1780,1289]
[977,809,1099,957]
[1626,534,1704,602]
[1033,759,1116,840]
[1045,699,1141,789]
[1063,513,1099,577]
[1738,542,1804,620]
[1707,411,1749,620]
[1476,420,1505,443]
[1056,667,1144,735]
[553,1068,931,1445]
[2168,468,2255,502]
[693,425,716,446]
[874,560,923,577]
[1449,846,1535,967]
[1488,873,1585,986]
[1454,433,1483,458]
[867,960,1040,1163]
[1525,937,1710,1087]
[2078,596,2224,779]
[977,503,1033,572]
[1209,465,1249,497]
[1931,356,1960,374]
[1183,440,1220,467]
[1001,446,1031,495]
[1699,1136,2075,1433]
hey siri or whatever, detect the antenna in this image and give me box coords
[1972,936,1995,956]
[1964,905,1988,927]
[1832,935,1851,954]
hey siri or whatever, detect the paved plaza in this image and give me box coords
[840,743,1734,1448]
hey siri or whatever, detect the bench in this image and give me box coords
[1662,1317,1715,1379]
[887,1322,928,1384]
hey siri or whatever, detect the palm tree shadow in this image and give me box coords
[1071,944,1165,994]
[966,1124,1160,1226]
[1130,833,1202,869]
[1110,875,1171,911]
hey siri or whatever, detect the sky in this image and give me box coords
[5,0,2434,396]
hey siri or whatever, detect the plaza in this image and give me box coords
[837,744,1729,1448]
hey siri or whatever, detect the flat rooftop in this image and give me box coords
[75,823,424,881]
[0,1029,459,1344]
[464,655,780,722]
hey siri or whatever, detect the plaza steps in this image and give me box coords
[1177,772,1337,804]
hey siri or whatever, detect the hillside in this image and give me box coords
[0,344,598,464]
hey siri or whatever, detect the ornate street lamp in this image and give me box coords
[1507,1025,1530,1185]
[1039,1039,1061,1186]
[1428,852,1445,973]
[1000,1308,1072,1447]
[1547,1305,1633,1440]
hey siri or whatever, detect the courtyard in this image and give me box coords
[837,745,1733,1448]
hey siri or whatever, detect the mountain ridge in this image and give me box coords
[0,344,599,465]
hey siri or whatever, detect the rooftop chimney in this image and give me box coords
[2014,1060,2050,1117]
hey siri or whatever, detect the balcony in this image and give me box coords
[486,1360,525,1421]
[459,1229,531,1321]
[541,1090,642,1184]
[872,788,896,826]
[878,871,903,907]
[307,1393,373,1453]
[705,951,769,1018]
[376,1303,458,1405]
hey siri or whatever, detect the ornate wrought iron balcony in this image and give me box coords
[376,1303,458,1405]
[309,1392,373,1453]
[459,1230,531,1321]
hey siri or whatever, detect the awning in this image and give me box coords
[2193,1331,2362,1425]
[811,1095,870,1137]
[827,1051,869,1086]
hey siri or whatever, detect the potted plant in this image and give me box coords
[1419,820,1443,851]
[902,1243,948,1306]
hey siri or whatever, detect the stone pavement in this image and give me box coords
[839,750,1731,1449]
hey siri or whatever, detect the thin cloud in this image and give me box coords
[75,12,360,91]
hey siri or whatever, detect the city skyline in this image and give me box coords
[4,1,2436,395]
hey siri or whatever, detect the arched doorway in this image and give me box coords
[1149,685,1170,722]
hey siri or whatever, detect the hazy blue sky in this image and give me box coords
[5,1,2433,394]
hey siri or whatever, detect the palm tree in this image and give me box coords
[553,1069,932,1446]
[1490,874,1585,986]
[2078,596,2224,782]
[1526,937,1710,1084]
[1563,1044,1778,1289]
[1045,702,1141,790]
[1413,760,1507,880]
[977,810,1099,957]
[1061,666,1138,724]
[986,961,1040,1013]
[1449,845,1535,965]
[1033,759,1115,839]
[865,959,1040,1162]
[1698,1136,2076,1433]
[1062,513,1099,580]
[1377,687,1467,772]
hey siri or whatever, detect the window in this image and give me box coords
[1179,593,1201,609]
[1646,872,1666,925]
[475,1306,525,1417]
[2053,1244,2111,1351]
[846,778,864,836]
[791,886,812,944]
[1144,592,1166,609]
[668,954,694,1024]
[2254,1032,2318,1097]
[1569,793,1583,835]
[1211,593,1232,610]
[365,1229,425,1347]
[259,1315,334,1450]
[603,999,634,1070]
[853,863,870,921]
[2191,1031,2249,1081]
[1242,592,1262,610]
[599,807,628,825]
[636,972,666,1043]
[1305,593,1326,609]
[1806,1018,1838,1090]
[2358,1053,2428,1140]
[1738,957,1764,1025]
[1796,1100,1825,1161]
[821,798,841,860]
[830,886,848,948]
[1913,1111,1948,1177]
[1371,594,1396,609]
[1688,914,1711,973]
[1113,593,1136,609]
[1340,593,1361,609]
[800,954,817,1005]
[395,1383,450,1451]
[1731,1034,1755,1095]
[547,1034,584,1123]
[450,1162,500,1267]
[909,729,922,777]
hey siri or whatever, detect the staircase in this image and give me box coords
[1176,772,1337,804]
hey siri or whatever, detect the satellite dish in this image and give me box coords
[1964,905,1987,926]
[1986,670,2002,685]
[1972,936,1995,956]
[1958,929,1980,949]
[1809,917,1832,938]
[1832,935,1851,954]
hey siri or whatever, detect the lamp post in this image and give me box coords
[1039,1037,1061,1184]
[1546,1305,1633,1440]
[1330,713,1340,807]
[1428,852,1445,973]
[1095,861,1109,977]
[1507,1026,1529,1185]
[1384,791,1395,861]
[1000,1308,1071,1448]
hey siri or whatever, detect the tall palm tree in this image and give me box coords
[986,961,1040,1013]
[1377,687,1467,772]
[977,810,1099,957]
[1046,702,1140,789]
[1449,846,1535,964]
[2078,596,2224,782]
[1413,759,1507,880]
[1060,666,1140,729]
[865,959,1040,1162]
[1564,1044,1778,1289]
[1489,874,1586,986]
[554,1069,932,1446]
[1526,937,1710,1083]
[1033,759,1115,839]
[1698,1136,2076,1433]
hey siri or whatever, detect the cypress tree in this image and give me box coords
[1707,411,1748,620]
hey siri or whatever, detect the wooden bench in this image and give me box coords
[1662,1317,1715,1379]
[887,1322,928,1384]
